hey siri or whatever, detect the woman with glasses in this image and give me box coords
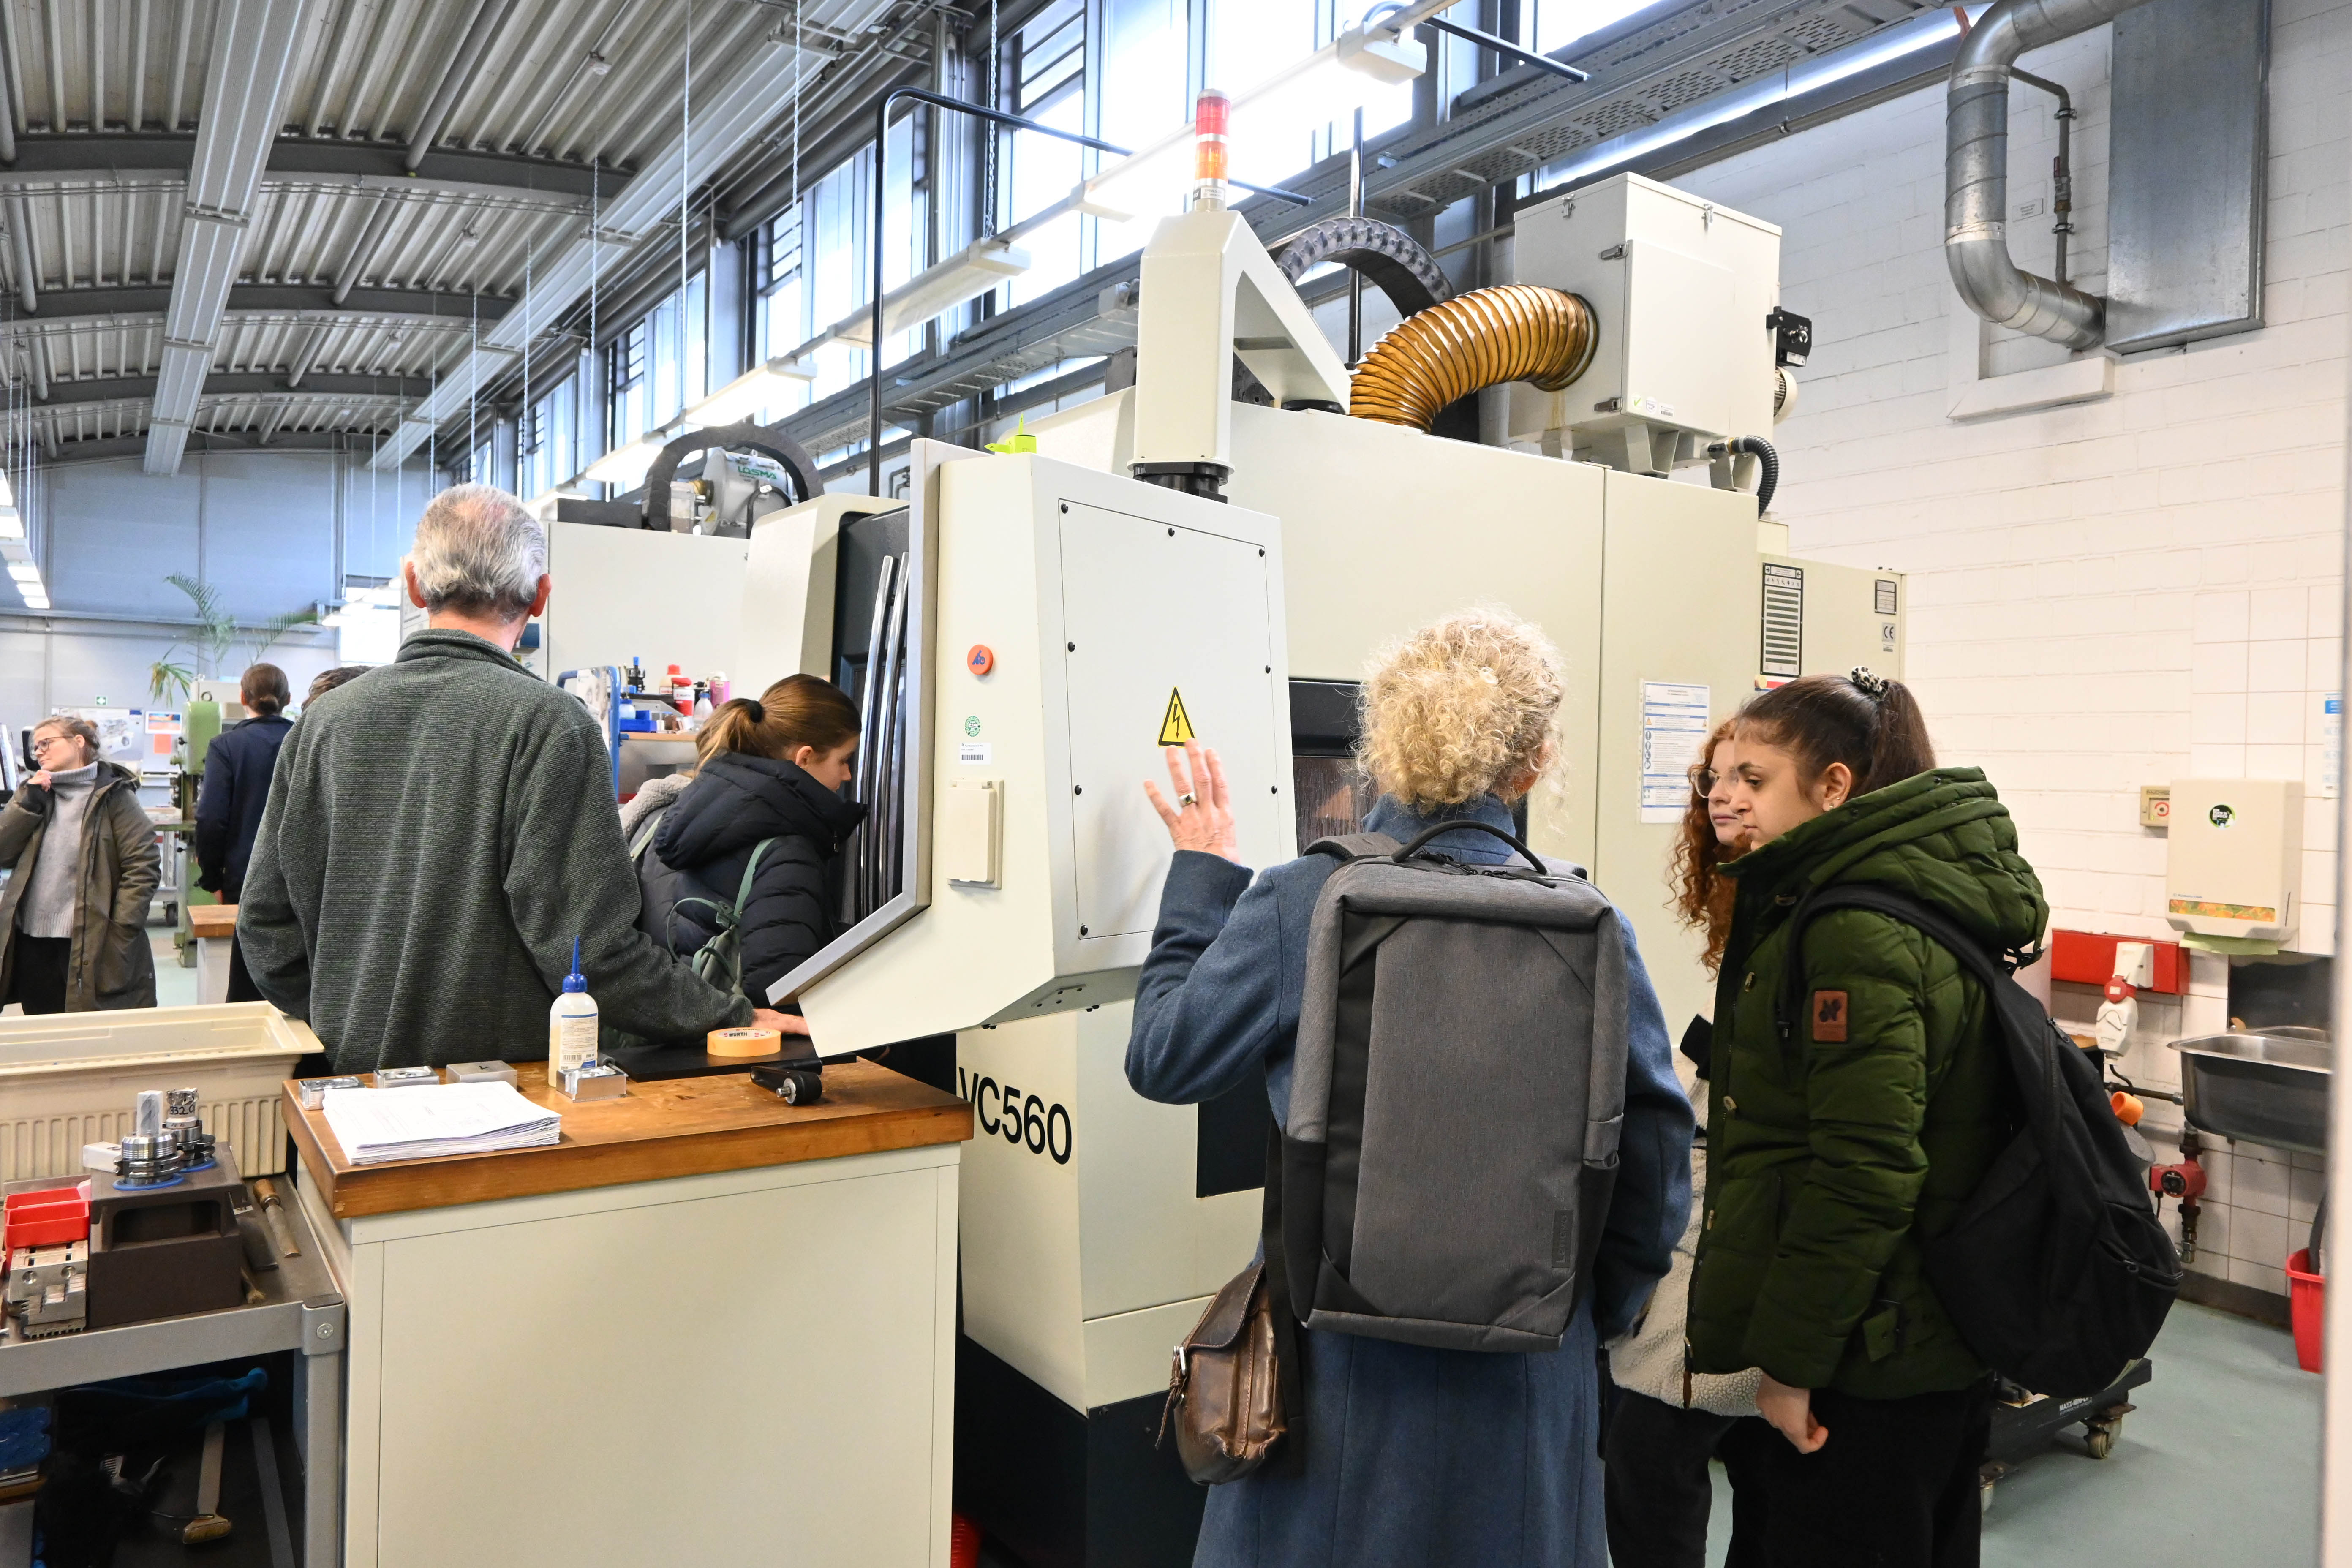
[1603,719,1775,1568]
[0,716,160,1013]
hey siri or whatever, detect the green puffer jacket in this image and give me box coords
[1687,767,2046,1400]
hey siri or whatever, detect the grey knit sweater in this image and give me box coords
[14,762,98,937]
[239,629,754,1073]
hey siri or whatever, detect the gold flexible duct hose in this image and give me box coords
[1347,284,1598,431]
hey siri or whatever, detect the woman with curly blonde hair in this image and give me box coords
[1126,607,1693,1568]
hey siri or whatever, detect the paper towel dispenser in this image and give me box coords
[2165,778,2304,947]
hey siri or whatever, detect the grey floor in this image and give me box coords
[1704,1303,2321,1566]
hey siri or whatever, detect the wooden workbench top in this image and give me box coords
[189,903,237,939]
[286,1061,971,1220]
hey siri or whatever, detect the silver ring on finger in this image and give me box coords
[1178,793,1197,808]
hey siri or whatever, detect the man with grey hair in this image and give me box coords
[241,483,790,1073]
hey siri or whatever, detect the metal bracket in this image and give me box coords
[299,1296,347,1356]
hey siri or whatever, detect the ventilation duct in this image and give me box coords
[1944,0,2157,350]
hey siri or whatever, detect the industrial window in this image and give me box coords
[1525,0,1654,59]
[996,0,1088,308]
[609,321,650,450]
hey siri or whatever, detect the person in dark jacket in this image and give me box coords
[240,484,793,1073]
[194,662,294,1002]
[0,716,159,1013]
[635,675,865,1019]
[1127,608,1693,1568]
[1688,670,2047,1568]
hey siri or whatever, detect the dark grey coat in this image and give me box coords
[1129,794,1693,1568]
[239,629,754,1073]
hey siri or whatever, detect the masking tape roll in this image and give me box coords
[708,1026,784,1059]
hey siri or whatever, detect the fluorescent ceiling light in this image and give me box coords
[0,506,20,539]
[583,438,663,488]
[0,473,16,509]
[1078,27,1425,225]
[682,352,827,428]
[0,538,27,564]
[1543,6,1978,187]
[832,239,1034,348]
[19,592,48,610]
[6,561,38,583]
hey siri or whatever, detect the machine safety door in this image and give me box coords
[1059,502,1286,945]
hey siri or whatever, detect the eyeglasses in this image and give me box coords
[1691,769,1723,796]
[30,734,73,754]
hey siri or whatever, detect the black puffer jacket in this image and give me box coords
[636,753,867,1005]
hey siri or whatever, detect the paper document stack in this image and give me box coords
[321,1082,562,1165]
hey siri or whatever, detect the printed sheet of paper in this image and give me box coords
[1640,682,1712,825]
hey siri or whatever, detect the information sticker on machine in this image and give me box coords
[1639,681,1711,825]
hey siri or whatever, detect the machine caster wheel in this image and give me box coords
[2083,1415,2124,1459]
[776,1069,824,1105]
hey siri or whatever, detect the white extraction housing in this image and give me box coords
[1508,172,1783,475]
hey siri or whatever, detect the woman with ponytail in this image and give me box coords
[631,675,866,1026]
[1685,671,2047,1568]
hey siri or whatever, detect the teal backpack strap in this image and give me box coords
[627,806,669,865]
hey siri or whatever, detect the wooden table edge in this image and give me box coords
[284,1080,972,1220]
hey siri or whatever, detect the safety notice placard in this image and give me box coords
[1639,682,1711,824]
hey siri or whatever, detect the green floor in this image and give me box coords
[1705,1303,2321,1564]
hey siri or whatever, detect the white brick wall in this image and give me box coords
[1662,0,2350,1296]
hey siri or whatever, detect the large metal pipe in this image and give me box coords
[1945,0,2153,350]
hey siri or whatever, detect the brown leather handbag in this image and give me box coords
[1160,1119,1302,1485]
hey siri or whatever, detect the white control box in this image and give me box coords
[2165,778,2305,944]
[1508,172,1782,463]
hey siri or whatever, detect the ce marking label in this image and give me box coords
[957,1067,1073,1164]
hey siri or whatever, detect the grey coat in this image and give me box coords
[239,629,754,1073]
[1129,795,1693,1568]
[0,759,160,1010]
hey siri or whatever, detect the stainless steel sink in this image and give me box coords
[2167,1032,2333,1155]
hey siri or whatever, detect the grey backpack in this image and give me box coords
[1279,820,1632,1353]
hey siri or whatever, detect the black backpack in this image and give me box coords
[1776,884,2180,1398]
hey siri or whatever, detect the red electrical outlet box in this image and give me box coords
[2047,930,2188,995]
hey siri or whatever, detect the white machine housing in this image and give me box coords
[2166,778,2304,944]
[1509,173,1782,474]
[1757,551,1906,688]
[738,492,906,690]
[789,450,1293,1049]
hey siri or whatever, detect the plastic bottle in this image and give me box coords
[691,683,713,721]
[548,937,599,1086]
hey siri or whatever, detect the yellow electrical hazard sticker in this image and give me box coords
[1158,688,1196,747]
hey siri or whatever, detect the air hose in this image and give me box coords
[1731,435,1778,514]
[1348,284,1597,431]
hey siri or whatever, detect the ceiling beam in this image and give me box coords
[30,427,373,465]
[0,131,632,198]
[33,370,436,404]
[10,283,515,320]
[145,0,318,476]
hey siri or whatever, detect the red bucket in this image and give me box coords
[2288,1248,2324,1374]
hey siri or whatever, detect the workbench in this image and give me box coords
[286,1061,970,1568]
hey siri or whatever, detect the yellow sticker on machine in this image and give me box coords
[2168,898,2278,922]
[1158,688,1196,747]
